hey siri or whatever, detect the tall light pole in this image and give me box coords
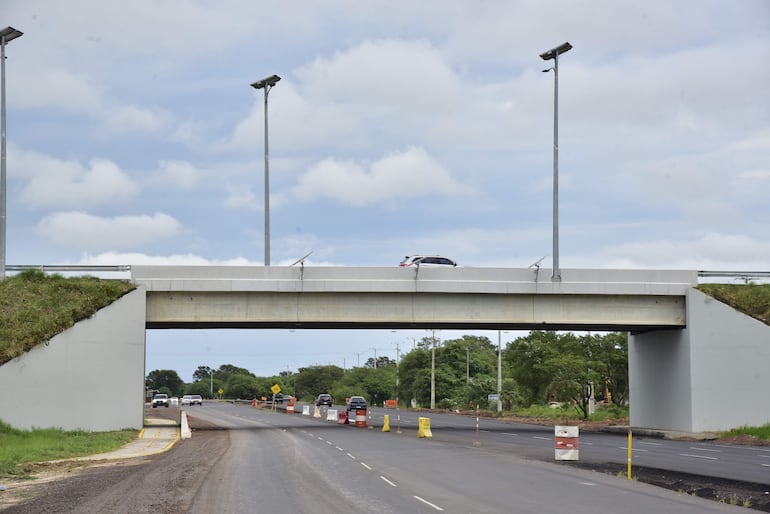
[430,329,436,409]
[0,27,23,280]
[540,42,572,282]
[465,347,470,384]
[250,74,281,266]
[497,331,503,413]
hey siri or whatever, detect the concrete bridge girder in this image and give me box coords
[144,291,686,331]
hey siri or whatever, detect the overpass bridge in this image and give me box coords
[132,266,694,331]
[1,265,768,435]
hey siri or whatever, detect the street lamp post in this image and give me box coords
[430,330,436,409]
[540,42,572,282]
[497,331,503,412]
[250,74,281,266]
[0,27,23,280]
[209,367,214,398]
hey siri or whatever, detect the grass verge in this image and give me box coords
[0,420,136,479]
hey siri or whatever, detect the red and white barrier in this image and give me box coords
[354,408,367,428]
[180,410,192,440]
[554,425,579,460]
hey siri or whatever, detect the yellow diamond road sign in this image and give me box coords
[271,384,281,395]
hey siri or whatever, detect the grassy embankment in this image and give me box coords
[0,274,768,478]
[0,270,137,478]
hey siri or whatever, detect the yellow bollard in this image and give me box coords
[417,417,433,438]
[382,414,390,432]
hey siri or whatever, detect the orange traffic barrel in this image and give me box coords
[355,408,367,428]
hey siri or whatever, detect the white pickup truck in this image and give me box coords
[152,393,170,408]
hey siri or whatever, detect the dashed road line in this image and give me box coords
[679,453,718,460]
[361,462,372,470]
[380,476,397,487]
[414,495,444,511]
[346,452,356,459]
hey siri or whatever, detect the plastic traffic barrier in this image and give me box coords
[417,417,432,438]
[554,425,579,460]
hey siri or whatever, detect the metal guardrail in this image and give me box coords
[5,265,131,272]
[4,265,769,280]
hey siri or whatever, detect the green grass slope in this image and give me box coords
[0,269,136,366]
[696,283,770,326]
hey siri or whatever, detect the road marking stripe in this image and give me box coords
[380,476,397,487]
[414,496,444,511]
[361,462,372,470]
[690,447,721,452]
[502,432,518,436]
[638,441,663,446]
[335,446,344,451]
[680,453,718,460]
[347,453,356,459]
[620,447,647,452]
[533,436,551,441]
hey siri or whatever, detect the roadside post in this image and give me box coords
[554,425,579,460]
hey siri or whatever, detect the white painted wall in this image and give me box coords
[0,288,146,431]
[630,289,770,432]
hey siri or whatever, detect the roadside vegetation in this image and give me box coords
[721,423,770,441]
[0,270,136,365]
[0,420,135,479]
[696,283,770,325]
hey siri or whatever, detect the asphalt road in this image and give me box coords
[183,403,750,513]
[369,407,770,485]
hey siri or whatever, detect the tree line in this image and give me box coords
[146,331,628,419]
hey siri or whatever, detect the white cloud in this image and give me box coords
[292,147,472,206]
[37,212,182,251]
[103,104,170,133]
[158,160,204,190]
[15,149,139,209]
[79,252,259,267]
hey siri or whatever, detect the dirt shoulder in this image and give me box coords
[0,408,228,513]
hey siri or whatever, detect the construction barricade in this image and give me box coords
[554,425,579,461]
[286,403,295,414]
[384,399,397,408]
[313,406,321,418]
[382,414,390,432]
[327,408,338,422]
[417,417,432,438]
[302,405,310,416]
[337,410,349,424]
[354,408,367,428]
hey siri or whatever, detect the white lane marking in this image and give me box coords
[414,496,444,511]
[502,432,518,436]
[690,447,721,452]
[757,454,770,458]
[533,436,551,441]
[317,436,324,441]
[581,482,597,486]
[620,447,647,452]
[638,441,663,446]
[361,462,372,470]
[680,453,718,460]
[346,453,356,460]
[335,446,344,451]
[325,440,333,445]
[380,476,397,487]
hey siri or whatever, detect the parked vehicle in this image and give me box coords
[399,255,458,267]
[315,393,333,406]
[347,395,367,412]
[152,393,170,408]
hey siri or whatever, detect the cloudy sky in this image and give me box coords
[4,1,769,382]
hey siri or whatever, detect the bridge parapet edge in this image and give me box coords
[130,266,698,296]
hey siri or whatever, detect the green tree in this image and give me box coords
[225,373,260,399]
[505,331,560,406]
[146,369,184,396]
[294,365,344,402]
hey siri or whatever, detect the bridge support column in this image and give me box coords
[629,289,770,433]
